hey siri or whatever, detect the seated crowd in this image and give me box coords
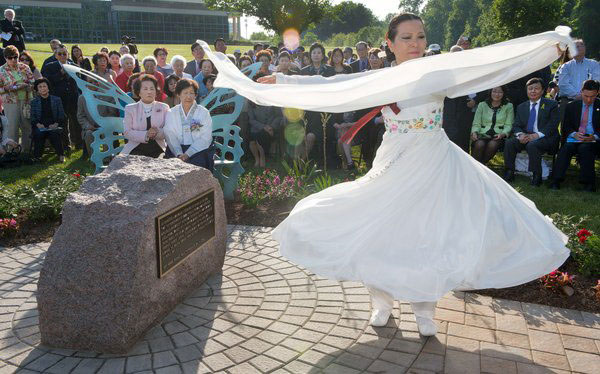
[0,25,598,192]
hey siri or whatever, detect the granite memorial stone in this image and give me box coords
[37,155,227,353]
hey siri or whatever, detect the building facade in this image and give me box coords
[2,0,229,44]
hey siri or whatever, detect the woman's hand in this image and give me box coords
[470,133,478,142]
[178,154,190,162]
[257,75,276,84]
[493,133,506,140]
[36,123,45,129]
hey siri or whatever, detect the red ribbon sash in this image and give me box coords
[339,103,400,144]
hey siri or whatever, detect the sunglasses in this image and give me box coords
[19,58,30,62]
[57,52,67,56]
[6,56,18,60]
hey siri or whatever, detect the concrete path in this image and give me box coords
[0,225,599,373]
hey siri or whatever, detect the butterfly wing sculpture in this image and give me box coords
[63,65,133,174]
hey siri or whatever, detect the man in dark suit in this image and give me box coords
[550,80,600,192]
[42,39,61,68]
[0,9,25,52]
[504,78,560,186]
[41,44,80,153]
[350,41,369,73]
[184,42,205,77]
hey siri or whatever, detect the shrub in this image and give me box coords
[540,270,575,292]
[237,169,302,207]
[0,218,19,238]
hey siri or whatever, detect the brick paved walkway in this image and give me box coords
[1,225,599,373]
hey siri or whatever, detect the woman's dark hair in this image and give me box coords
[92,52,109,67]
[132,74,158,96]
[278,51,291,61]
[164,74,181,97]
[385,13,424,62]
[108,50,121,59]
[175,78,199,96]
[238,55,252,68]
[126,72,142,93]
[309,43,326,64]
[19,51,36,71]
[582,79,600,92]
[71,45,83,60]
[328,48,344,66]
[3,45,18,59]
[485,85,510,107]
[153,47,168,57]
[203,74,217,86]
[255,49,272,62]
[368,48,382,59]
[191,42,200,52]
[33,78,51,92]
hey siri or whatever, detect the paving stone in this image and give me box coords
[153,351,178,369]
[480,355,517,374]
[495,313,528,334]
[44,357,82,374]
[126,354,152,373]
[173,345,203,362]
[323,362,361,374]
[283,360,315,373]
[528,330,564,355]
[23,353,63,371]
[480,342,532,363]
[281,337,314,353]
[565,349,600,373]
[155,365,183,374]
[422,334,446,355]
[447,323,495,343]
[465,313,495,329]
[367,359,408,373]
[72,358,105,374]
[379,350,417,367]
[557,323,600,340]
[298,349,336,368]
[334,352,372,371]
[494,331,530,349]
[444,349,480,374]
[202,352,235,371]
[515,362,570,374]
[97,358,126,374]
[446,335,480,353]
[264,345,300,363]
[411,352,444,372]
[561,334,598,353]
[531,350,570,371]
[434,308,465,324]
[249,354,285,372]
[387,338,424,354]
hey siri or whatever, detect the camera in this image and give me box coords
[121,35,138,55]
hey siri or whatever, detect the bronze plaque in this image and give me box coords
[156,189,215,278]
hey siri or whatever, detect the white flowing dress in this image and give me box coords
[200,27,574,302]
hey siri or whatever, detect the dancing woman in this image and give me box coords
[200,13,573,336]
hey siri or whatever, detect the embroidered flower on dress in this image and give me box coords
[190,120,203,132]
[390,124,398,132]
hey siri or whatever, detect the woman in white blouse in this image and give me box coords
[164,79,214,171]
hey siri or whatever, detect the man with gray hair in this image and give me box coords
[351,41,369,73]
[42,39,62,68]
[1,8,25,52]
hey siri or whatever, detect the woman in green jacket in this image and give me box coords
[470,86,514,164]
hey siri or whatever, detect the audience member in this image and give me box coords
[18,51,41,80]
[425,44,441,56]
[214,38,227,54]
[91,52,117,82]
[141,55,165,101]
[238,55,252,70]
[114,54,136,92]
[164,78,215,170]
[557,40,600,102]
[41,44,80,152]
[122,74,168,157]
[368,48,384,70]
[456,35,472,50]
[184,42,205,77]
[125,72,142,101]
[42,39,61,68]
[99,46,109,54]
[1,9,25,52]
[255,50,274,74]
[71,45,92,71]
[171,55,193,79]
[154,47,173,76]
[193,59,214,100]
[550,79,600,192]
[470,86,514,164]
[76,95,98,158]
[119,44,140,73]
[0,46,34,150]
[108,50,122,75]
[351,41,369,73]
[334,111,358,169]
[276,51,298,75]
[30,78,64,161]
[330,48,352,74]
[203,74,216,97]
[247,73,283,167]
[504,78,560,186]
[163,74,180,108]
[343,47,354,64]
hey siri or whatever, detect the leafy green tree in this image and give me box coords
[571,0,600,59]
[302,31,320,45]
[421,0,452,48]
[398,0,424,14]
[205,0,331,34]
[250,31,270,41]
[444,0,483,48]
[311,1,378,40]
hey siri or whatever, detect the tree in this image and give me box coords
[477,0,565,45]
[250,31,270,41]
[205,0,331,34]
[311,1,379,40]
[302,31,320,45]
[571,0,600,59]
[444,0,483,48]
[398,0,424,14]
[420,0,452,48]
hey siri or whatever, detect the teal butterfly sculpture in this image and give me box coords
[63,62,263,199]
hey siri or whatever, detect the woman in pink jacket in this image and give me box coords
[122,74,169,157]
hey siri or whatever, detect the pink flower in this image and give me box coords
[390,124,398,132]
[273,176,280,185]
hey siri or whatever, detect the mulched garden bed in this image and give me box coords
[2,198,599,314]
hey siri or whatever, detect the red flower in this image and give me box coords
[72,173,81,178]
[577,229,591,238]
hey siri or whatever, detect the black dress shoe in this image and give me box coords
[583,184,597,192]
[504,170,515,182]
[531,172,542,187]
[549,181,560,190]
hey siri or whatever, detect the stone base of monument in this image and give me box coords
[37,155,227,354]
